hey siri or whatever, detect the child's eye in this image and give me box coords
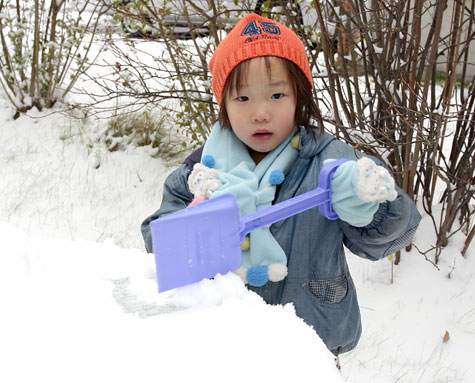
[272,93,284,99]
[236,96,249,102]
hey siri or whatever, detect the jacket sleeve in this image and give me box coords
[317,135,422,261]
[141,164,194,253]
[340,184,421,261]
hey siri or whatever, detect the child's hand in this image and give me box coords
[327,157,397,227]
[188,196,206,207]
[188,163,222,204]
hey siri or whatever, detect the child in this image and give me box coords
[141,13,421,356]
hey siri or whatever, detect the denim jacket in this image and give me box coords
[141,127,421,355]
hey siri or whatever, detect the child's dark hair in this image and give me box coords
[217,57,323,131]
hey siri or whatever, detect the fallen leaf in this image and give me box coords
[443,330,450,343]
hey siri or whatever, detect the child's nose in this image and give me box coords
[251,103,270,123]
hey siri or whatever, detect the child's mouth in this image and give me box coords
[253,130,273,141]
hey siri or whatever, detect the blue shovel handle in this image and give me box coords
[239,158,348,242]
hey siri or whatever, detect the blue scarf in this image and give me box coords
[200,122,299,287]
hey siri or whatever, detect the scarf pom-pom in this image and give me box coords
[241,236,250,251]
[234,266,248,284]
[268,264,288,282]
[269,170,285,185]
[202,154,216,168]
[291,135,300,149]
[247,266,269,287]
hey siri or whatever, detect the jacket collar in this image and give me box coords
[297,126,336,159]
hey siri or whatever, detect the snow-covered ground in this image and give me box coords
[1,62,474,383]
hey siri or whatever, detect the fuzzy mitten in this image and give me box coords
[187,163,222,206]
[329,157,397,227]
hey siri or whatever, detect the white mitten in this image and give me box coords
[329,157,397,227]
[354,157,397,203]
[188,163,222,204]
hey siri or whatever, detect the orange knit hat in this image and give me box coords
[209,13,313,104]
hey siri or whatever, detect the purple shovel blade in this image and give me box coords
[151,194,243,292]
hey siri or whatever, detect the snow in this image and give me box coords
[0,220,341,382]
[1,70,474,383]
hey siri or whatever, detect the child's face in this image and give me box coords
[225,57,296,164]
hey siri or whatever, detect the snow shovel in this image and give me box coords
[151,158,348,292]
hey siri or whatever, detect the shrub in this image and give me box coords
[105,107,195,161]
[0,0,108,118]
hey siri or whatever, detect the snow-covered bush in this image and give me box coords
[0,0,109,117]
[105,107,190,161]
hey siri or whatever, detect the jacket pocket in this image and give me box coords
[307,275,348,304]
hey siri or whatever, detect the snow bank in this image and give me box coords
[0,221,342,383]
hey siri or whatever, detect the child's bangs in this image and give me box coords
[224,57,291,99]
[225,59,250,99]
